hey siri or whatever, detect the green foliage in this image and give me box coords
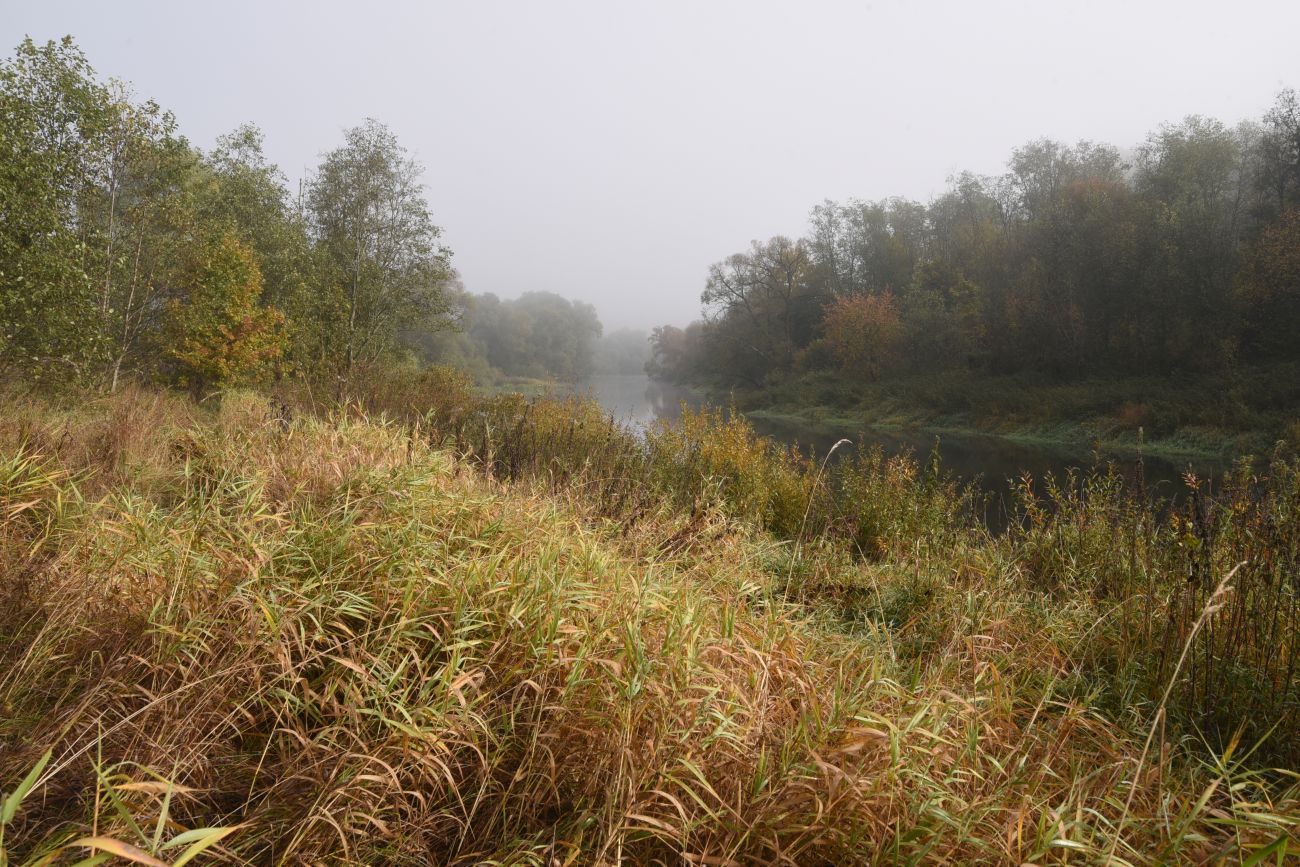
[0,38,455,394]
[196,124,316,373]
[0,37,111,380]
[164,234,285,392]
[308,119,453,390]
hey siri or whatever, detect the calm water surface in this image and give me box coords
[564,373,1229,523]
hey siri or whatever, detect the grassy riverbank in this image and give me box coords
[710,363,1300,463]
[2,379,1299,864]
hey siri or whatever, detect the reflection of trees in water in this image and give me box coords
[595,375,1224,524]
[569,374,700,427]
[643,379,700,423]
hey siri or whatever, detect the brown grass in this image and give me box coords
[0,387,1297,865]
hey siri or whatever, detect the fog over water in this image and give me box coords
[5,0,1298,331]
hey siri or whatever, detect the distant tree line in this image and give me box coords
[0,37,453,396]
[410,284,653,382]
[649,90,1300,387]
[592,328,652,376]
[409,289,606,382]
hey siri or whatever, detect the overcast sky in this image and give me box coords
[5,1,1298,330]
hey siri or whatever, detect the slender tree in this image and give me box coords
[307,120,452,391]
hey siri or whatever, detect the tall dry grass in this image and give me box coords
[0,383,1297,864]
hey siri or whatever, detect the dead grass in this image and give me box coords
[1,388,1297,865]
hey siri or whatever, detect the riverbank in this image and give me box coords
[746,405,1238,465]
[2,384,1299,863]
[706,364,1300,464]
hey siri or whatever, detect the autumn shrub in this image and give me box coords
[993,457,1300,768]
[820,291,903,378]
[831,442,973,559]
[645,406,815,535]
[164,233,286,394]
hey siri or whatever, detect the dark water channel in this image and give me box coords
[563,374,1231,527]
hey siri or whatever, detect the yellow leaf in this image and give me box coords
[71,837,168,867]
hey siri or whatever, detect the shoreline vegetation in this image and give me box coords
[643,90,1300,482]
[683,362,1300,466]
[3,378,1300,863]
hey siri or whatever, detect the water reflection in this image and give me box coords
[564,373,1227,524]
[555,373,698,427]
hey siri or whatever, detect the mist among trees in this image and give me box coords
[0,37,621,397]
[409,288,612,381]
[650,94,1300,390]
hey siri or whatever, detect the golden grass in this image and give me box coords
[0,388,1297,864]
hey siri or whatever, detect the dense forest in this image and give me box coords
[649,92,1300,392]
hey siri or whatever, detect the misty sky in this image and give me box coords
[5,1,1298,330]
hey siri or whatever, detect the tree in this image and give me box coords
[0,37,111,380]
[1135,116,1251,368]
[0,37,202,389]
[701,236,818,382]
[1006,139,1125,224]
[507,292,602,380]
[821,292,902,378]
[197,124,316,376]
[164,233,285,394]
[89,85,198,390]
[1258,89,1300,216]
[647,322,709,384]
[307,119,452,390]
[1236,209,1300,358]
[807,198,928,298]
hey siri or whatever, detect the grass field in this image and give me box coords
[2,380,1298,864]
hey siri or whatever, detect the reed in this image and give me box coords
[1,383,1297,864]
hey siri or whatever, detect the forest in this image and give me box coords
[412,289,648,382]
[648,91,1300,449]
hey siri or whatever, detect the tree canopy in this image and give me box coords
[652,89,1300,388]
[0,37,455,395]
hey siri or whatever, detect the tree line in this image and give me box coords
[411,287,651,382]
[649,91,1300,388]
[1,37,454,397]
[411,288,605,382]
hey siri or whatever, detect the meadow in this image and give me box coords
[1,375,1299,864]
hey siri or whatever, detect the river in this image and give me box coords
[561,373,1233,522]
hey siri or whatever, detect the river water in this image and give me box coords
[562,373,1229,522]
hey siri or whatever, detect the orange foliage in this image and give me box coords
[820,292,903,377]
